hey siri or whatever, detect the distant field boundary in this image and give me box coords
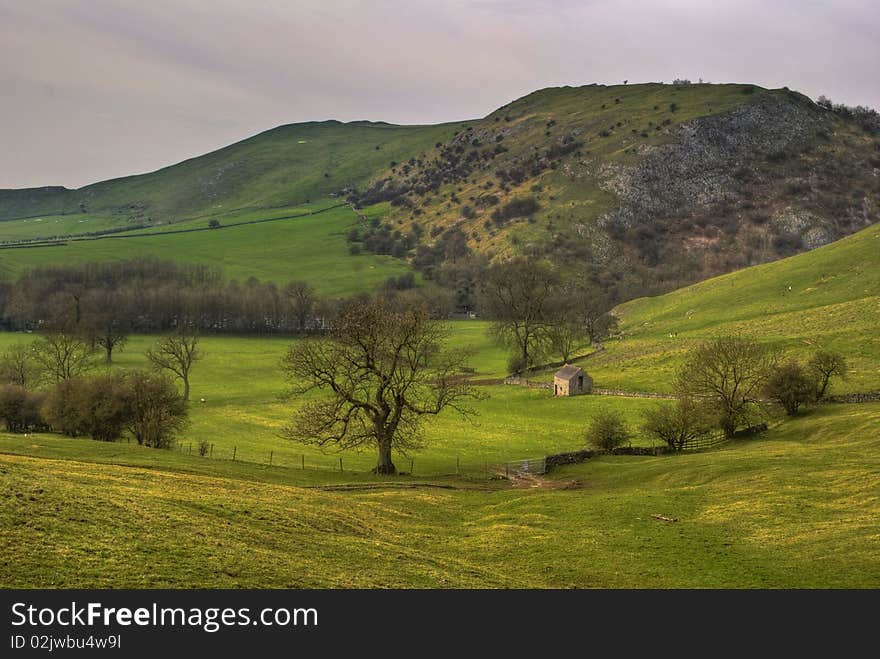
[0,202,348,250]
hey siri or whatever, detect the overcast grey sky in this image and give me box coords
[1,0,877,189]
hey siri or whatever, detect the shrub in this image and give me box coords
[764,362,815,416]
[198,439,210,457]
[642,398,714,450]
[124,371,188,449]
[73,373,132,441]
[585,410,630,450]
[41,379,83,437]
[0,385,47,433]
[491,197,540,224]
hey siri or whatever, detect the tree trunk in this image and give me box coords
[183,377,190,401]
[374,439,396,475]
[105,344,113,362]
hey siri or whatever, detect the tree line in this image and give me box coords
[0,259,328,335]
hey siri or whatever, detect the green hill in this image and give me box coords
[584,222,880,392]
[0,120,463,225]
[1,83,877,301]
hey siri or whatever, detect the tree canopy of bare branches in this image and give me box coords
[677,335,778,437]
[147,329,203,401]
[32,331,97,382]
[281,297,483,474]
[480,258,558,374]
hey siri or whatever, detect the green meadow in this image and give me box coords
[582,223,880,393]
[0,218,877,588]
[2,401,878,588]
[0,205,412,296]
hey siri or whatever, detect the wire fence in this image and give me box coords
[168,440,543,478]
[168,430,732,479]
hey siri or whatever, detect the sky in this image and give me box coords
[1,0,877,189]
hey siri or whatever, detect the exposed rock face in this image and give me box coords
[600,94,827,229]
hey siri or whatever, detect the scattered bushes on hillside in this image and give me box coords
[491,197,540,225]
[585,409,630,450]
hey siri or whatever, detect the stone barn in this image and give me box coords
[553,364,592,397]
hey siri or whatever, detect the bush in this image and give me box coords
[40,379,83,436]
[491,197,540,225]
[198,439,210,457]
[585,410,630,450]
[763,362,815,416]
[642,398,714,451]
[73,373,132,441]
[125,371,188,449]
[0,385,47,433]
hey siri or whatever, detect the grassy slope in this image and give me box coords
[0,121,465,226]
[583,222,880,392]
[0,206,413,295]
[2,401,878,588]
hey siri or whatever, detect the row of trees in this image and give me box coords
[0,329,203,400]
[0,259,326,335]
[0,371,187,447]
[585,337,848,451]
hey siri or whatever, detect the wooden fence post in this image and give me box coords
[339,457,343,473]
[233,446,237,461]
[269,450,273,465]
[210,443,214,458]
[301,454,305,470]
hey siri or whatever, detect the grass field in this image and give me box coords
[0,329,664,475]
[581,223,880,393]
[0,222,877,588]
[2,401,877,588]
[0,205,413,295]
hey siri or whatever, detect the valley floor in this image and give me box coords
[2,401,878,588]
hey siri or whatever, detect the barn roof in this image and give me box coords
[554,364,584,380]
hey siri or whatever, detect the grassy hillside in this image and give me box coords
[2,83,876,302]
[2,401,878,588]
[0,120,464,226]
[0,205,413,295]
[582,222,880,392]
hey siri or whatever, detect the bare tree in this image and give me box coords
[480,258,558,374]
[0,343,39,388]
[284,280,316,332]
[147,329,203,401]
[281,297,483,474]
[32,331,97,382]
[677,336,778,437]
[642,398,715,450]
[807,351,848,399]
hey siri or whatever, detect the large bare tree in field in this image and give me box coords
[281,297,483,474]
[147,329,203,401]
